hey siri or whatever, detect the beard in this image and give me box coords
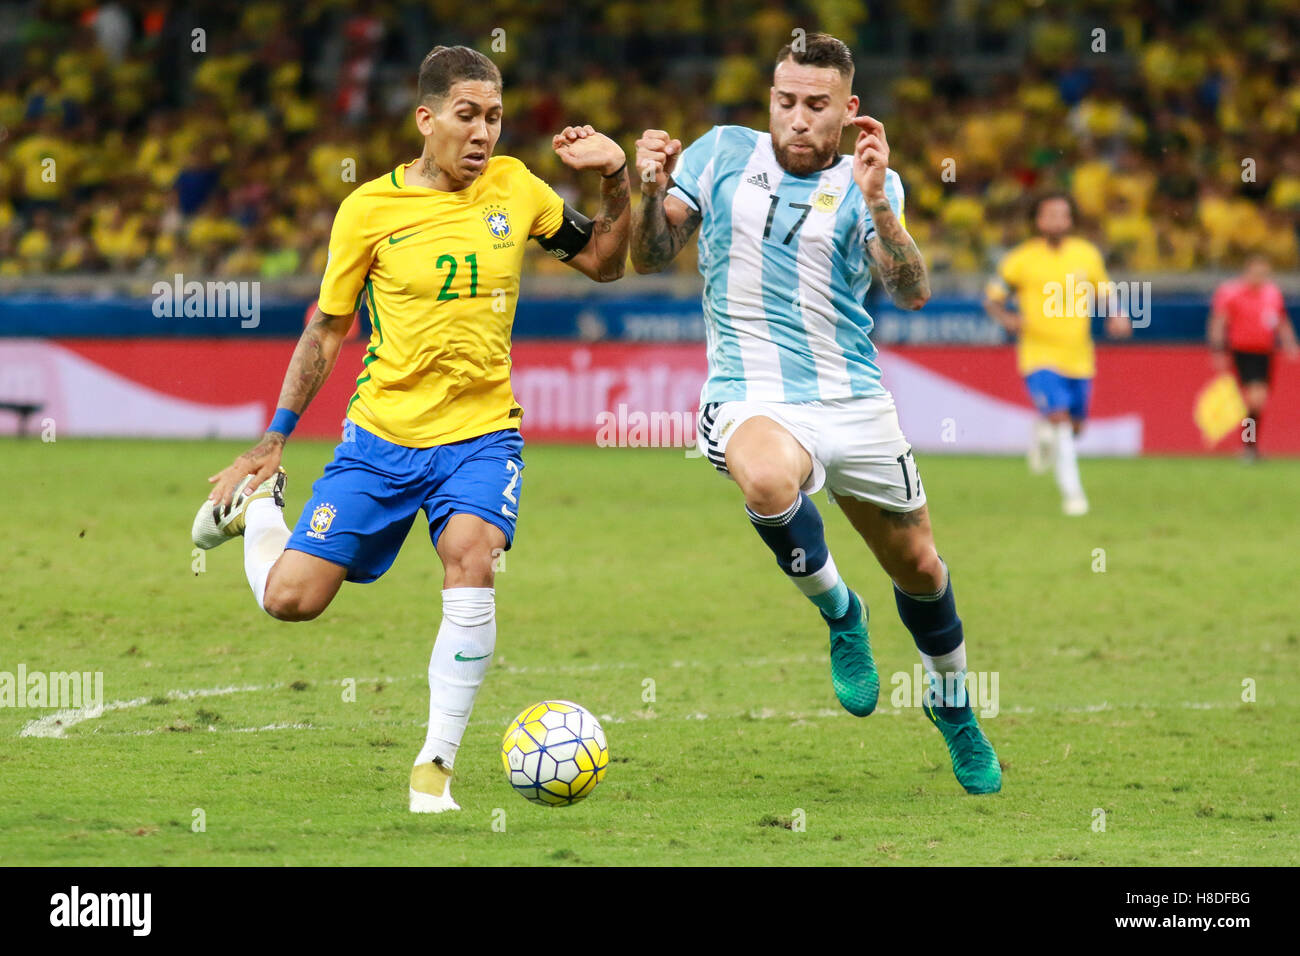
[772,135,837,175]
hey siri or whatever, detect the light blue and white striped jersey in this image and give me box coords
[668,125,905,404]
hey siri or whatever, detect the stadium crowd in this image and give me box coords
[1,0,1297,281]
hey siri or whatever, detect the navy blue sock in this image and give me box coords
[895,564,971,719]
[747,493,850,620]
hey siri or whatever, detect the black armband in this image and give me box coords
[533,202,593,261]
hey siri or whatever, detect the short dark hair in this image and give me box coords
[775,33,854,81]
[1030,191,1077,224]
[418,46,501,105]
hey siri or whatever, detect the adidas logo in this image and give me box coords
[745,171,771,190]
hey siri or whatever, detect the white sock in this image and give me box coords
[244,497,290,610]
[921,642,968,708]
[1053,421,1084,499]
[416,587,496,769]
[1035,418,1057,460]
[789,553,842,597]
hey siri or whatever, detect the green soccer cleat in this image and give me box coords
[922,698,1002,794]
[824,591,878,717]
[191,468,286,550]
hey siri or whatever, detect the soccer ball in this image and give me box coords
[501,700,609,806]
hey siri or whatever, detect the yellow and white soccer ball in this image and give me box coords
[501,700,609,806]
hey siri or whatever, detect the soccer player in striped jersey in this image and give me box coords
[984,193,1131,514]
[631,34,1000,794]
[191,46,630,813]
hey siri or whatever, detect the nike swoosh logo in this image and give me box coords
[454,652,491,662]
[389,231,422,244]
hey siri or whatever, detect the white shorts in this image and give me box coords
[696,395,926,512]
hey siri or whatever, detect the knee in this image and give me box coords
[263,579,327,622]
[440,539,499,588]
[893,544,946,593]
[734,461,801,515]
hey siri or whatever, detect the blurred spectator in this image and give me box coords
[0,0,1294,280]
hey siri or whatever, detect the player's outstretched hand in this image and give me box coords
[850,115,890,202]
[634,129,681,193]
[552,126,625,176]
[207,434,285,511]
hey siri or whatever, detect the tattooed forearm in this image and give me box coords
[586,167,631,281]
[594,168,630,236]
[631,191,702,273]
[865,199,931,310]
[269,310,352,434]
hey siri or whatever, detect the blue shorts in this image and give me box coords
[287,423,524,583]
[1024,369,1092,421]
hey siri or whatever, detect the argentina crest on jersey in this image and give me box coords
[811,181,844,213]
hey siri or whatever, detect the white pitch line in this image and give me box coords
[12,656,824,739]
[18,682,282,739]
[86,721,319,738]
[14,653,1254,740]
[228,722,316,734]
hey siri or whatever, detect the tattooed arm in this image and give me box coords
[629,129,701,273]
[207,307,354,508]
[271,308,355,421]
[851,115,931,311]
[631,191,702,274]
[551,125,630,282]
[865,201,931,311]
[563,164,631,282]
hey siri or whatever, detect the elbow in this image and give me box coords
[596,260,626,283]
[896,290,930,311]
[630,253,661,275]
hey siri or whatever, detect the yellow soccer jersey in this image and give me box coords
[318,157,566,447]
[987,236,1111,378]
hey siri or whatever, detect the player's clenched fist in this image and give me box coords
[850,115,891,203]
[634,130,682,193]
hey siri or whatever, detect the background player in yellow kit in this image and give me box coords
[190,46,630,813]
[984,193,1131,515]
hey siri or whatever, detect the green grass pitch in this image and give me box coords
[1,437,1296,866]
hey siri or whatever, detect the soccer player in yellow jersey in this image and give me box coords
[190,46,630,813]
[984,193,1130,515]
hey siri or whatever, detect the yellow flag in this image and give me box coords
[1193,373,1247,447]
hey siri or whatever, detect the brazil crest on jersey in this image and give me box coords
[317,157,566,447]
[667,125,905,404]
